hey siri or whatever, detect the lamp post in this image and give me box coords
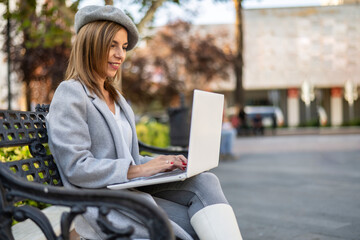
[344,80,358,122]
[301,80,315,123]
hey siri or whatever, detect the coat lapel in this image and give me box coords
[81,83,134,163]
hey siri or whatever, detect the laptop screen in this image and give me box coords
[186,90,224,177]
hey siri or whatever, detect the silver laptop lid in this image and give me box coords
[186,90,224,177]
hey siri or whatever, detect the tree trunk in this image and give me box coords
[25,81,32,111]
[19,0,33,111]
[6,0,11,110]
[233,0,245,107]
[136,0,167,33]
[105,0,113,5]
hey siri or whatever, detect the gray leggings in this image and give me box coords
[138,172,229,239]
[78,172,229,240]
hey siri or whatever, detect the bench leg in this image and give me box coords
[0,216,14,240]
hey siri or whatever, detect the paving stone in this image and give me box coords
[212,134,360,240]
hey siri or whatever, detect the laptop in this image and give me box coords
[107,89,224,190]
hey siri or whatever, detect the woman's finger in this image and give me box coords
[176,155,188,164]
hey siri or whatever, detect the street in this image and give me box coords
[212,134,360,240]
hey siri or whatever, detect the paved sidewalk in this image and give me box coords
[211,134,360,240]
[274,126,360,136]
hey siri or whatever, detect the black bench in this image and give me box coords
[0,105,187,240]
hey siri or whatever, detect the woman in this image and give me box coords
[220,114,237,161]
[46,5,242,240]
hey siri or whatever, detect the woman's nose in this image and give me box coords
[114,48,125,59]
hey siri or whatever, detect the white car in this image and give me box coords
[244,106,284,128]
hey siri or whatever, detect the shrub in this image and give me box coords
[342,119,360,126]
[0,146,51,225]
[0,146,32,162]
[136,119,170,148]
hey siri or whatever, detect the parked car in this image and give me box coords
[244,106,284,128]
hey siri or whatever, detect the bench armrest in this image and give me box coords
[0,166,175,240]
[139,140,188,157]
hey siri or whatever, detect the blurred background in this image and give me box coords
[1,1,360,239]
[1,0,359,132]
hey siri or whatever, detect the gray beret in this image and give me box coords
[74,5,139,50]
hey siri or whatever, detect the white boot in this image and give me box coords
[190,204,243,240]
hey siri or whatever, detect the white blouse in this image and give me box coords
[111,102,133,154]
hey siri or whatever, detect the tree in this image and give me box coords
[233,0,245,107]
[1,0,78,110]
[0,0,182,110]
[3,0,236,110]
[122,20,234,110]
[126,0,247,109]
[134,0,247,108]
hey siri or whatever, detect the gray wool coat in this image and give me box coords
[46,80,192,240]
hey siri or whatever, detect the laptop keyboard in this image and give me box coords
[148,169,184,179]
[130,169,185,182]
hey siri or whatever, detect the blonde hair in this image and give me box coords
[65,21,124,100]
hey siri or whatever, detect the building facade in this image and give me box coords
[242,4,360,126]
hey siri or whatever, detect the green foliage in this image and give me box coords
[0,146,52,225]
[0,145,51,163]
[0,146,32,162]
[298,119,320,127]
[7,0,79,49]
[342,119,360,126]
[0,0,80,109]
[136,118,170,148]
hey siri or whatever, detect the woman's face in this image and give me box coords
[106,28,128,78]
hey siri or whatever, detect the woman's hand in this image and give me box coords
[127,155,187,179]
[162,154,188,172]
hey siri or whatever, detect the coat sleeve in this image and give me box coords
[138,155,153,164]
[46,81,133,188]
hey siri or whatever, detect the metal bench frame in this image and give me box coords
[0,105,187,240]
